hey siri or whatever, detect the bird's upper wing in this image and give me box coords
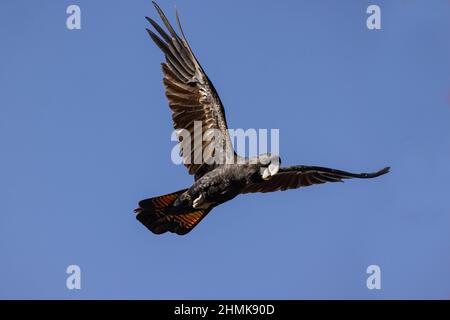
[242,165,390,194]
[146,2,234,177]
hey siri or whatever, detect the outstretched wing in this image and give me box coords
[242,166,390,194]
[146,2,234,178]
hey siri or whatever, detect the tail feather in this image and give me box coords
[134,189,212,235]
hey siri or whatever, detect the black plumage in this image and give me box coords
[135,2,390,235]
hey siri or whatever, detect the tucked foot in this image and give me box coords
[193,194,211,209]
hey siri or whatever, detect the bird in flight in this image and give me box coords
[135,2,390,235]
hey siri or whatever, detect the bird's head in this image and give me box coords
[258,153,281,180]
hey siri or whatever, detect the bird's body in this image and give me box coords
[176,162,263,209]
[135,2,390,235]
[179,165,245,208]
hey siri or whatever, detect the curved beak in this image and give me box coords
[268,162,279,176]
[261,167,271,180]
[260,162,280,180]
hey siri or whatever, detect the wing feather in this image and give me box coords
[147,2,234,177]
[242,166,390,194]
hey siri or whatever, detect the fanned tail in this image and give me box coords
[134,189,212,235]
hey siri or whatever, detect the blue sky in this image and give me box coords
[1,0,449,299]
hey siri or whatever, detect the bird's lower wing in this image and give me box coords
[241,165,390,194]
